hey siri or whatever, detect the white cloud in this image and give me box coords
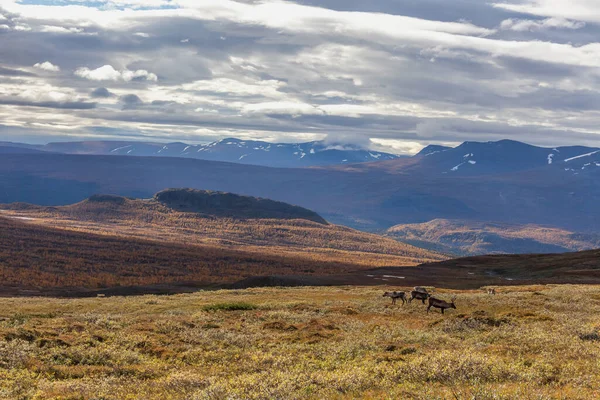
[243,101,323,115]
[5,0,600,151]
[13,24,31,31]
[494,0,600,24]
[500,17,585,32]
[181,78,285,98]
[39,25,85,34]
[75,65,158,81]
[33,61,60,72]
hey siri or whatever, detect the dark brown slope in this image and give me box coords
[0,217,367,297]
[232,249,600,290]
[153,188,327,223]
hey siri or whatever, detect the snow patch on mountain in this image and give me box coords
[111,145,132,153]
[564,150,600,162]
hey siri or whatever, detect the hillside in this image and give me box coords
[0,217,368,296]
[153,189,327,223]
[416,249,600,283]
[386,219,600,256]
[0,190,443,269]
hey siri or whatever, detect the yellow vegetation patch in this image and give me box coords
[1,285,600,399]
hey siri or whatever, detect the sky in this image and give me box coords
[2,0,600,154]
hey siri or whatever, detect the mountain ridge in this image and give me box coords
[12,137,401,168]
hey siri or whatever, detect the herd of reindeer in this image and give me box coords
[383,286,496,314]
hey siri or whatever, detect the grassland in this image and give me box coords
[0,217,387,296]
[1,284,600,399]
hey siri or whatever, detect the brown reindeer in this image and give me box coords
[383,291,406,305]
[487,288,496,295]
[408,287,431,304]
[409,291,430,304]
[427,296,457,314]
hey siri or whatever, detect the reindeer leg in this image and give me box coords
[427,305,431,313]
[441,308,444,315]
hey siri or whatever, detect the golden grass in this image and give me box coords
[2,284,600,399]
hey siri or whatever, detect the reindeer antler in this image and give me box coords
[451,295,457,303]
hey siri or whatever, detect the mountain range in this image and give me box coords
[414,139,600,175]
[2,138,600,254]
[0,138,400,168]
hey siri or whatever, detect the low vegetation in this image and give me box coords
[0,217,379,295]
[1,284,600,399]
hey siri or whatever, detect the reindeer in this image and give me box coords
[427,296,457,314]
[487,288,496,295]
[383,291,407,305]
[408,286,431,304]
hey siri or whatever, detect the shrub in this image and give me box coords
[202,302,257,312]
[579,332,600,342]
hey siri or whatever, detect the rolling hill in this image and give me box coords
[386,219,600,256]
[233,247,600,289]
[0,189,443,270]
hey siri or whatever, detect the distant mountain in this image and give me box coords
[386,219,600,256]
[416,139,600,175]
[2,138,600,240]
[0,146,47,155]
[415,144,452,157]
[27,138,402,168]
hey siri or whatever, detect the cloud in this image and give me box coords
[75,65,158,81]
[494,0,600,24]
[0,66,35,76]
[243,102,323,116]
[3,0,600,153]
[39,25,85,34]
[120,94,143,109]
[0,99,96,109]
[33,61,60,72]
[500,18,586,32]
[90,87,114,98]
